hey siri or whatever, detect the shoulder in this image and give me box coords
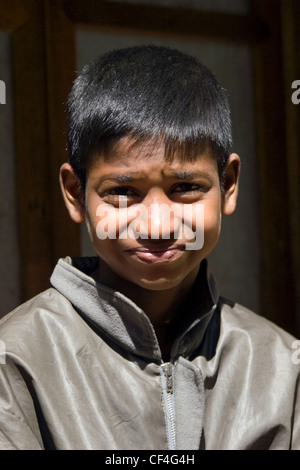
[0,288,78,356]
[219,297,295,339]
[0,288,71,327]
[218,297,298,367]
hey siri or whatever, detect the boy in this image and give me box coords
[0,45,299,450]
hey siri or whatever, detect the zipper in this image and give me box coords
[161,361,176,450]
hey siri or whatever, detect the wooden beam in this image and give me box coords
[10,0,53,300]
[0,0,29,30]
[281,0,300,336]
[252,0,296,334]
[7,0,80,303]
[63,0,267,44]
[44,0,81,263]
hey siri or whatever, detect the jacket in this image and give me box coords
[0,256,299,450]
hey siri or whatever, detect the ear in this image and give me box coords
[221,153,240,215]
[59,163,85,223]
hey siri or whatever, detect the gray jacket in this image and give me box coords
[0,257,299,450]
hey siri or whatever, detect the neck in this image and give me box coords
[95,262,199,357]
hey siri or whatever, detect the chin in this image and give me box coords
[131,272,191,291]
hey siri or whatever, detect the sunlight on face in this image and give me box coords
[83,139,224,291]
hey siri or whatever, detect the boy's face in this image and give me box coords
[60,139,239,292]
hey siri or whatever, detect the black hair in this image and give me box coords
[66,45,232,189]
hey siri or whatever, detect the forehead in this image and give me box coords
[87,137,219,178]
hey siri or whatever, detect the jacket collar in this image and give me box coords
[50,256,218,362]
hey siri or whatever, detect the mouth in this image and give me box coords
[125,243,186,264]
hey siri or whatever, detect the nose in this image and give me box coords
[136,189,180,240]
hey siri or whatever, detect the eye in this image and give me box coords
[104,187,137,197]
[171,182,203,194]
[101,186,139,206]
[170,181,210,202]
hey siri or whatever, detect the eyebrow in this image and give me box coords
[97,173,145,185]
[165,169,212,180]
[97,169,212,185]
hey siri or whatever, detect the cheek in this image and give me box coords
[84,198,105,246]
[84,202,125,261]
[202,201,222,246]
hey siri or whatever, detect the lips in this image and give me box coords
[125,244,186,264]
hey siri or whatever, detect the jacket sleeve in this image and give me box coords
[0,359,44,450]
[291,373,300,450]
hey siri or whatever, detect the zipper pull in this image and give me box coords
[163,362,173,394]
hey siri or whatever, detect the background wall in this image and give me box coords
[0,32,21,314]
